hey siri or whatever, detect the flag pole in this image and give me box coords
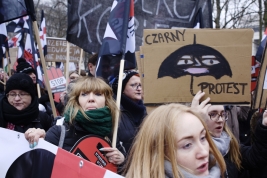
[78,48,83,75]
[112,59,125,148]
[65,42,70,89]
[32,21,57,117]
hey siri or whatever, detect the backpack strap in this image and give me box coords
[58,124,66,148]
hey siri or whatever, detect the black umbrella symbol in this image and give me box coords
[158,34,232,96]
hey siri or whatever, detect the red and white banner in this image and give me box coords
[0,128,124,178]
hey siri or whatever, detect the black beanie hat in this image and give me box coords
[5,73,35,98]
[109,70,139,94]
[16,58,36,75]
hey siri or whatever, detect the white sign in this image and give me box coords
[49,76,66,89]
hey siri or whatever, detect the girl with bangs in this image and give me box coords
[29,77,125,165]
[124,103,226,178]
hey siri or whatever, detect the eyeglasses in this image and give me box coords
[6,93,30,99]
[130,83,142,89]
[208,112,228,121]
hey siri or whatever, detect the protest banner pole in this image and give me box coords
[112,59,125,148]
[32,21,57,117]
[65,42,70,89]
[78,48,83,75]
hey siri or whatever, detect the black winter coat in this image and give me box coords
[225,119,267,178]
[14,111,53,133]
[116,95,147,156]
[45,121,98,151]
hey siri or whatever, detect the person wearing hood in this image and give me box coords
[0,73,53,148]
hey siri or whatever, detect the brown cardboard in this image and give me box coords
[45,37,84,62]
[253,44,267,109]
[139,46,145,92]
[142,29,253,104]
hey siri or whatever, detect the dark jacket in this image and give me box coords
[0,94,53,133]
[13,111,53,133]
[45,121,96,151]
[116,95,147,156]
[225,119,267,178]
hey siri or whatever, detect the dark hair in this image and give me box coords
[88,53,98,66]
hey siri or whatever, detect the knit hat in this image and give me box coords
[5,73,35,98]
[16,58,36,75]
[109,70,139,94]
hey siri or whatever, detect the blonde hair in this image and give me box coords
[224,123,242,170]
[64,77,118,132]
[124,103,226,178]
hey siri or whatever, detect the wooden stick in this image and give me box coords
[32,21,57,117]
[37,83,41,98]
[112,59,125,148]
[65,42,70,90]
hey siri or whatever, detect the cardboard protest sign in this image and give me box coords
[142,29,253,104]
[45,37,84,62]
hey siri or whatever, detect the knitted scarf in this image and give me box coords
[164,160,221,178]
[0,95,39,128]
[64,106,112,137]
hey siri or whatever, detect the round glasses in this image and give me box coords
[6,92,30,99]
[208,112,228,121]
[130,83,142,90]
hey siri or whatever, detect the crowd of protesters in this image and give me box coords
[1,55,267,178]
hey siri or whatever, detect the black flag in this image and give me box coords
[0,0,36,23]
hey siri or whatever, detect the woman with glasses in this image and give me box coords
[109,70,147,172]
[0,73,53,148]
[191,91,267,178]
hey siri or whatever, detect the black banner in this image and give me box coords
[67,0,212,53]
[0,0,35,23]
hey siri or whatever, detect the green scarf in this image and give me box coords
[64,106,112,137]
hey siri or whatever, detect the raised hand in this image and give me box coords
[191,91,211,121]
